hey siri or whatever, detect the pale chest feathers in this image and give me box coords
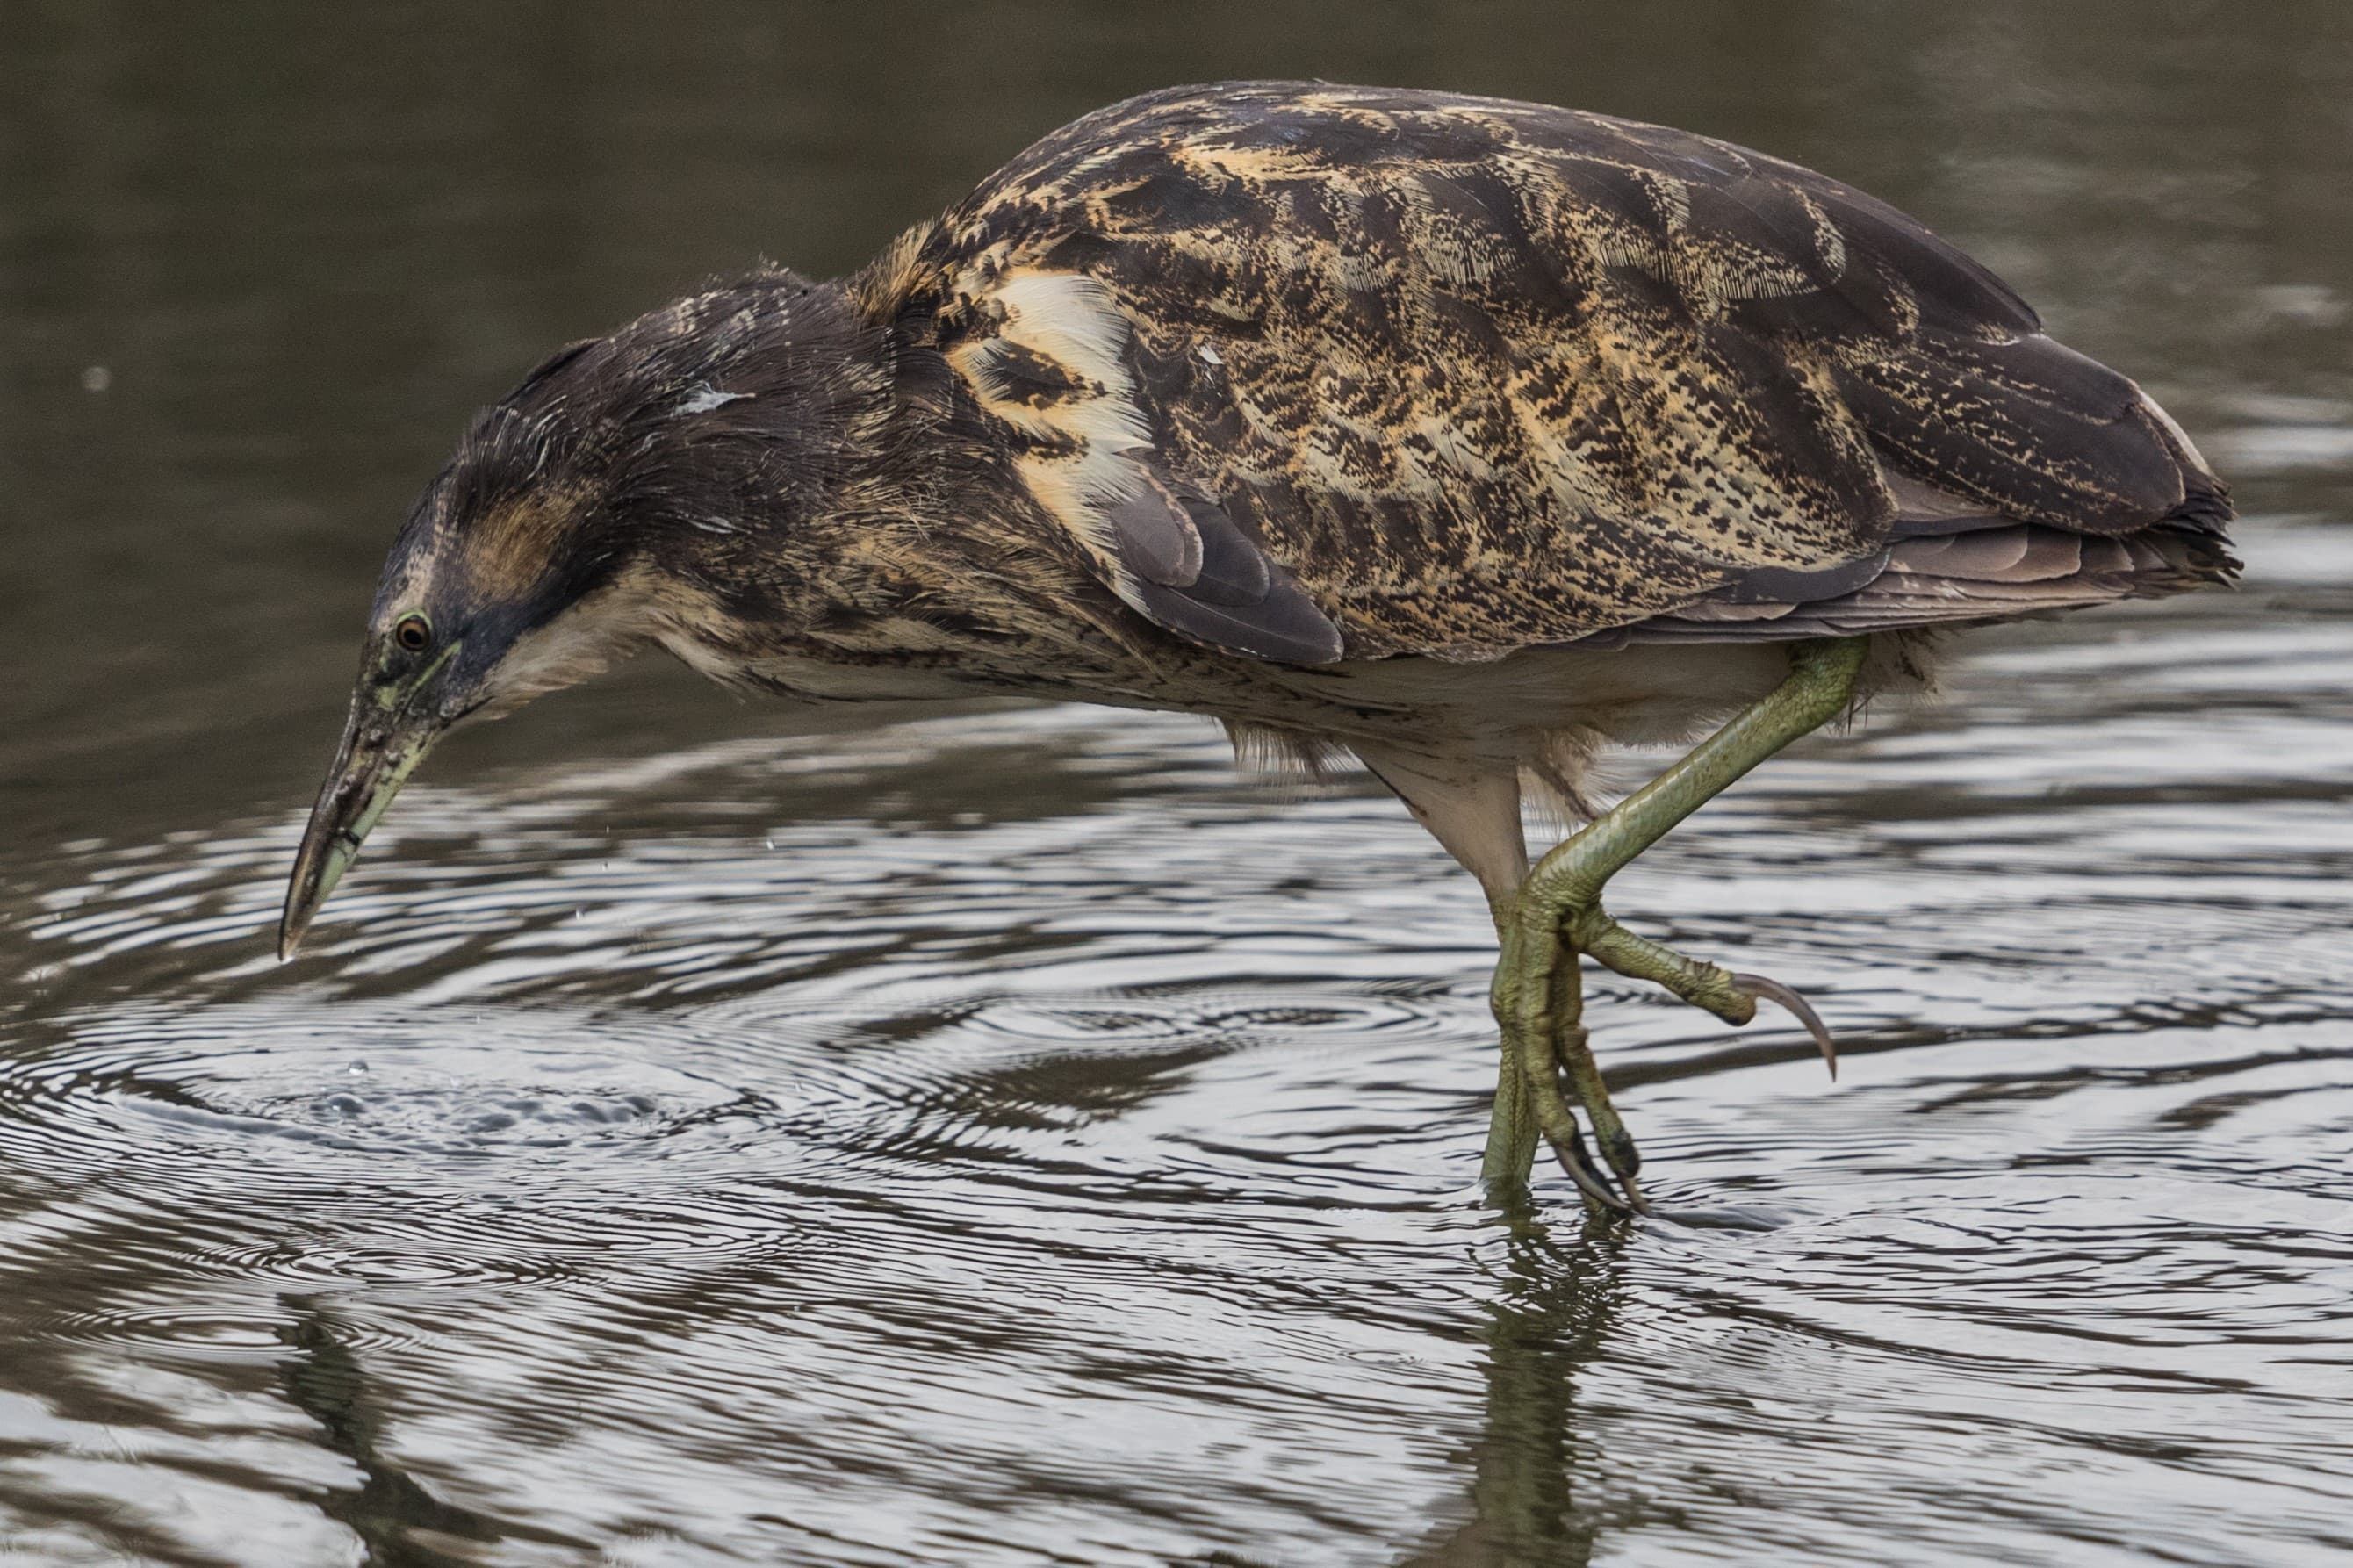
[661,636,991,703]
[651,611,1007,703]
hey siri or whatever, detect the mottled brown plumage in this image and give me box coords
[855,81,2232,669]
[284,83,2238,1208]
[335,80,2233,772]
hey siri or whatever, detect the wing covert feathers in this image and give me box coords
[861,82,2234,665]
[939,266,1344,662]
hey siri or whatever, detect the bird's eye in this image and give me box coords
[392,614,431,652]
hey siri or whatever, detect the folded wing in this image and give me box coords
[875,81,2233,665]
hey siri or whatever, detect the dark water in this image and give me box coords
[5,4,2352,1564]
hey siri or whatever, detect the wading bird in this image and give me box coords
[282,83,2234,1213]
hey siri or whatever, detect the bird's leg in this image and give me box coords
[1481,903,1540,1193]
[1343,743,1544,1200]
[1497,913,1633,1210]
[1501,637,1868,1211]
[1485,911,1628,1208]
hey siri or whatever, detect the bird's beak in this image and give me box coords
[278,681,450,961]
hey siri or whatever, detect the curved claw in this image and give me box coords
[1552,1125,1645,1216]
[1730,972,1838,1079]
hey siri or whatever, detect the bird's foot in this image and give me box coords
[1498,901,1837,1219]
[1496,918,1654,1217]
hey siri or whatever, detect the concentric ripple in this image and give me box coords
[4,542,2353,1564]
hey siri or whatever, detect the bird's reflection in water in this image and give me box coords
[1399,1212,1620,1568]
[273,1298,581,1567]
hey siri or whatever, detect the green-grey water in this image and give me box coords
[4,4,2351,1564]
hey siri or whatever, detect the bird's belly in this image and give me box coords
[1271,639,1872,752]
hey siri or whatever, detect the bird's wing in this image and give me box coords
[866,82,2230,664]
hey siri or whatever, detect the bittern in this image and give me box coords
[283,83,2235,1213]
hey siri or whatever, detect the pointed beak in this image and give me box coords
[278,696,447,960]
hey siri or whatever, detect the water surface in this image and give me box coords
[4,4,2352,1564]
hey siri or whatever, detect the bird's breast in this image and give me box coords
[657,628,992,703]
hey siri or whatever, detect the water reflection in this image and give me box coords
[1403,1228,1617,1568]
[277,1298,583,1566]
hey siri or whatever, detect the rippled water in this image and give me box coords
[8,556,2353,1564]
[8,4,2353,1565]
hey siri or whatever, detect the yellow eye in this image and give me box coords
[392,614,431,653]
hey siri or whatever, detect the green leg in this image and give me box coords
[1480,1041,1542,1192]
[1502,637,1867,1212]
[1481,921,1541,1193]
[1482,896,1615,1201]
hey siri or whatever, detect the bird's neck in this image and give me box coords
[622,286,1157,704]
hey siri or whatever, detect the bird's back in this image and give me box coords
[855,82,2234,665]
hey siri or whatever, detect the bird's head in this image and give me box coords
[280,271,887,958]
